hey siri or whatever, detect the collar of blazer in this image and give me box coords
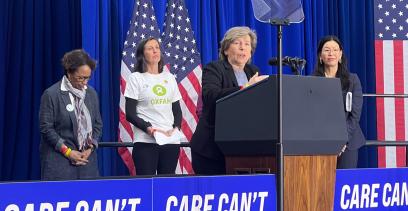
[221,59,255,87]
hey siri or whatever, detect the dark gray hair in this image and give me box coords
[219,26,257,61]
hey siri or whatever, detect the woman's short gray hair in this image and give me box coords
[219,26,257,61]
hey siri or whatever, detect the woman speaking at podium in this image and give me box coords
[191,26,268,175]
[313,35,365,169]
[39,49,102,180]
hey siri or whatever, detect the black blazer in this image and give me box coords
[191,60,259,159]
[344,73,365,150]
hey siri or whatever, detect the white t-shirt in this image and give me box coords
[124,71,182,143]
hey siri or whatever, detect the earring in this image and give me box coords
[339,59,342,64]
[319,59,322,64]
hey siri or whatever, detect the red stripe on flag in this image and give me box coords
[120,76,127,94]
[187,71,201,94]
[119,108,134,139]
[375,40,386,168]
[392,40,406,167]
[181,118,193,140]
[179,148,193,174]
[118,130,136,176]
[178,84,198,122]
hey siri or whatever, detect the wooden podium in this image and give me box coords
[215,75,348,211]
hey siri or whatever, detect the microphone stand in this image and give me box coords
[270,18,289,211]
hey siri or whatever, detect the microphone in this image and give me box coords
[268,56,292,66]
[268,56,306,67]
[268,56,306,75]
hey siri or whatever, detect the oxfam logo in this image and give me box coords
[152,85,167,96]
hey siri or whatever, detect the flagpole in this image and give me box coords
[270,18,289,211]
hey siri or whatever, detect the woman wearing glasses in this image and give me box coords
[39,49,102,180]
[313,36,365,169]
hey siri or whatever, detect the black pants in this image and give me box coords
[337,148,359,169]
[132,142,180,175]
[191,150,226,175]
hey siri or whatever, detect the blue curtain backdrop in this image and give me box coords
[0,0,83,180]
[0,0,377,181]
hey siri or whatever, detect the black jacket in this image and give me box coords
[191,60,259,159]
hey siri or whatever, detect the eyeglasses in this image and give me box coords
[322,48,341,54]
[73,75,91,82]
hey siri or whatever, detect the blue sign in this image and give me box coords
[334,168,408,210]
[153,174,276,211]
[0,178,152,211]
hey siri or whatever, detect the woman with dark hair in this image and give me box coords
[313,35,365,169]
[124,37,183,175]
[39,49,102,180]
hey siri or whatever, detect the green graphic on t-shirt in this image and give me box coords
[152,85,166,96]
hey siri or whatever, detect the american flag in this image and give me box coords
[118,0,161,175]
[161,0,202,174]
[374,0,408,168]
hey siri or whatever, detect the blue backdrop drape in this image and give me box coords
[0,0,377,180]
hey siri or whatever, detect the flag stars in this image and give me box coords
[175,45,180,49]
[176,35,181,40]
[399,25,404,31]
[392,4,396,9]
[184,37,189,42]
[190,58,194,63]
[192,39,196,44]
[392,18,397,23]
[183,47,187,52]
[378,33,383,38]
[186,17,190,22]
[182,57,187,61]
[122,51,127,56]
[177,25,181,30]
[141,34,146,39]
[399,11,404,16]
[132,42,136,47]
[378,4,383,9]
[385,25,390,31]
[406,33,408,38]
[191,49,195,54]
[170,23,174,28]
[150,15,156,21]
[133,32,137,37]
[392,33,397,38]
[169,32,174,38]
[131,53,135,58]
[178,15,182,20]
[130,63,134,68]
[173,64,178,69]
[171,3,176,8]
[185,28,190,32]
[171,13,175,18]
[141,24,146,29]
[406,4,408,9]
[174,55,179,59]
[178,5,183,10]
[143,3,148,8]
[385,11,390,16]
[167,43,172,47]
